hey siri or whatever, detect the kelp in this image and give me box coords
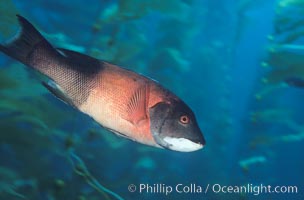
[0,64,47,96]
[0,166,30,199]
[67,150,124,200]
[0,64,78,129]
[250,108,294,125]
[251,0,304,138]
[250,128,304,149]
[262,0,304,86]
[149,48,190,73]
[96,0,190,23]
[0,0,19,40]
[239,156,267,171]
[88,0,196,78]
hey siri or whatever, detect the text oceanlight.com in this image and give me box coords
[128,183,298,196]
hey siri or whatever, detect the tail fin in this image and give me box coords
[0,15,50,65]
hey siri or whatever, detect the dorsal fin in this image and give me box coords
[56,48,104,75]
[124,84,149,125]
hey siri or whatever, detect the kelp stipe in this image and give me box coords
[67,149,124,200]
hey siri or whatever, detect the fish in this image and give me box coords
[0,15,205,152]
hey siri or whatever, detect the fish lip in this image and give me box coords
[190,134,206,146]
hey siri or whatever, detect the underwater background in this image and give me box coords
[0,0,303,199]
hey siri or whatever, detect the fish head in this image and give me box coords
[149,100,205,152]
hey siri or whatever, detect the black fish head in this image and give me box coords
[149,100,205,152]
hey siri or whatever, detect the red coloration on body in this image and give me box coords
[80,63,170,147]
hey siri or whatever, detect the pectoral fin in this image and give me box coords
[124,84,149,125]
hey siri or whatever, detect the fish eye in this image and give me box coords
[179,115,190,124]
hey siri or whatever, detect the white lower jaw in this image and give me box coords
[163,137,204,152]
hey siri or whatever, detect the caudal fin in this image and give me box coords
[0,15,50,65]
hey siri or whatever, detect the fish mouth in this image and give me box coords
[160,136,204,152]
